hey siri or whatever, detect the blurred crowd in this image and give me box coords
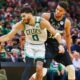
[0,0,80,80]
[0,0,80,65]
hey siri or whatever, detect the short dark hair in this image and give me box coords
[58,1,69,12]
[20,3,33,13]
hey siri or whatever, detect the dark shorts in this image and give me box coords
[45,39,72,67]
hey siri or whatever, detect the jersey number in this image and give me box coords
[32,34,39,41]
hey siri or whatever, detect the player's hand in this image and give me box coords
[58,45,65,54]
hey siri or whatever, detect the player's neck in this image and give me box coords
[29,16,35,26]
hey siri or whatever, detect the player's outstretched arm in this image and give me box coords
[0,21,24,42]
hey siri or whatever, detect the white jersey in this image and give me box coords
[24,17,47,44]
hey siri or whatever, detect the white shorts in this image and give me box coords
[24,42,45,59]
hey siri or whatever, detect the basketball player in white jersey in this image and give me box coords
[0,3,64,80]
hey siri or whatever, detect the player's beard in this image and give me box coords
[25,18,30,24]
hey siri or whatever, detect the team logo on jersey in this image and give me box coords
[26,29,41,35]
[60,21,64,25]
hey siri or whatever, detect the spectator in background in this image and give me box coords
[78,31,80,37]
[5,40,14,62]
[0,21,4,36]
[47,0,57,12]
[0,0,6,9]
[71,29,78,44]
[72,51,80,80]
[19,31,25,50]
[0,69,7,80]
[46,60,67,80]
[71,37,80,53]
[0,42,7,62]
[11,47,21,62]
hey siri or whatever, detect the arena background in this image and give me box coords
[0,0,80,80]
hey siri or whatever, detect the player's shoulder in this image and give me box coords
[35,15,50,25]
[39,16,50,29]
[65,18,71,24]
[64,18,71,29]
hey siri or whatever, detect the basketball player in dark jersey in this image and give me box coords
[42,1,75,80]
